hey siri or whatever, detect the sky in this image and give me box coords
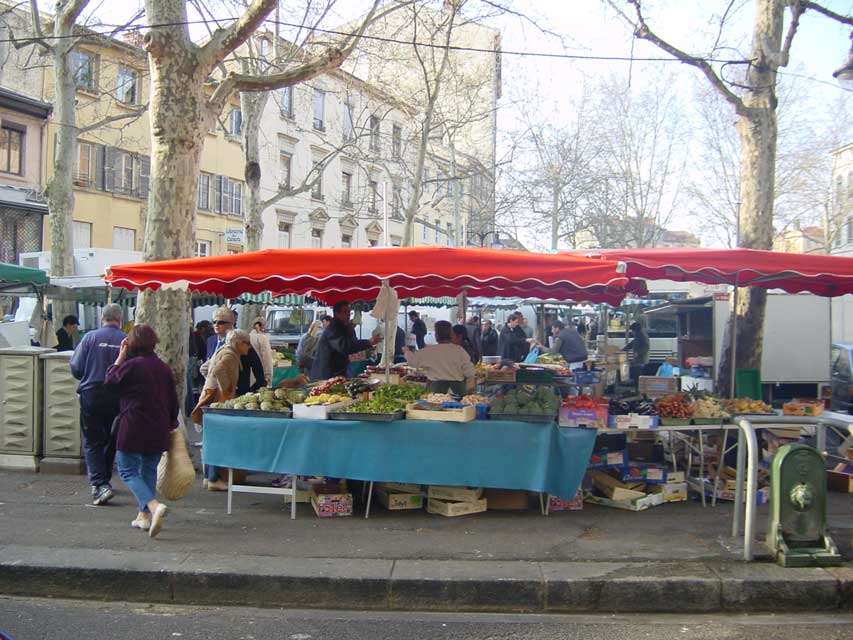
[39,0,853,249]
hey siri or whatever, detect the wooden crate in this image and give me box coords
[428,485,484,502]
[427,497,488,517]
[485,369,517,383]
[377,486,423,511]
[406,403,476,422]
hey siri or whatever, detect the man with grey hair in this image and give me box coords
[70,303,126,505]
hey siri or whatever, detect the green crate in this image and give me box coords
[735,369,761,400]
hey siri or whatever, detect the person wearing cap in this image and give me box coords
[70,303,126,506]
[250,316,274,387]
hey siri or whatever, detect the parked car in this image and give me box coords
[830,343,853,413]
[265,305,326,349]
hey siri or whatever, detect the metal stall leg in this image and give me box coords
[227,468,234,515]
[365,481,374,519]
[698,429,706,508]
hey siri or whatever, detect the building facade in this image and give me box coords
[829,142,853,257]
[773,223,825,255]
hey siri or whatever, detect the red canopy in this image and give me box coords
[106,246,646,305]
[577,247,853,297]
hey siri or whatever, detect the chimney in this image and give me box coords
[122,30,145,49]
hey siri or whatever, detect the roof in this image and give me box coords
[0,184,49,213]
[0,87,52,119]
[0,262,48,286]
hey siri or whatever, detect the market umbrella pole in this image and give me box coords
[729,275,740,399]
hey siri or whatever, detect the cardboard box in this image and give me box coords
[688,479,770,505]
[827,463,853,493]
[428,485,484,502]
[584,491,665,511]
[667,471,686,483]
[406,403,476,423]
[311,492,353,517]
[282,488,313,504]
[427,497,488,517]
[484,488,530,511]
[378,482,421,493]
[293,399,355,420]
[638,376,679,398]
[649,482,688,503]
[377,486,424,510]
[587,449,628,469]
[548,489,583,512]
[560,406,608,429]
[608,414,660,430]
[620,464,668,484]
[588,470,647,501]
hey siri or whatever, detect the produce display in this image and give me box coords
[344,379,374,397]
[691,397,729,419]
[308,376,348,397]
[563,395,608,410]
[536,353,567,366]
[274,347,296,362]
[211,387,304,412]
[303,393,350,405]
[372,383,425,403]
[461,394,489,405]
[726,398,774,414]
[655,395,694,419]
[490,386,560,416]
[341,397,408,414]
[423,392,455,404]
[608,396,657,416]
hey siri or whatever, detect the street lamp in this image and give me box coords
[467,229,503,249]
[833,32,853,91]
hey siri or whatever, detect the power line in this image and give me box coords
[0,16,750,65]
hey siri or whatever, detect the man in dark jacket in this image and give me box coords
[498,312,529,362]
[538,321,588,364]
[70,304,125,506]
[480,319,498,357]
[55,315,79,351]
[409,310,427,349]
[464,316,482,363]
[310,301,380,381]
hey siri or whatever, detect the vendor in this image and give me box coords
[537,321,588,365]
[403,320,475,396]
[623,321,650,367]
[55,315,79,351]
[310,301,380,381]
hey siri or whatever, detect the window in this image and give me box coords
[341,233,352,249]
[0,124,23,175]
[847,219,853,244]
[343,102,355,141]
[258,37,271,57]
[279,151,292,190]
[313,89,325,131]
[116,65,138,104]
[369,115,380,152]
[392,185,402,218]
[837,176,844,208]
[392,124,402,157]
[112,226,136,250]
[342,171,353,207]
[228,108,242,136]
[311,228,323,248]
[194,240,211,257]
[278,86,293,118]
[72,221,92,248]
[368,238,378,247]
[446,222,453,246]
[434,219,440,243]
[311,160,323,200]
[368,179,379,213]
[848,172,853,201]
[197,172,212,210]
[74,141,92,184]
[213,175,244,215]
[72,50,97,92]
[277,220,291,248]
[422,221,429,243]
[116,151,136,194]
[423,168,430,194]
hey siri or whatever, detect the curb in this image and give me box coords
[1,546,850,613]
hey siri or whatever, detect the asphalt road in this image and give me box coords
[1,597,852,640]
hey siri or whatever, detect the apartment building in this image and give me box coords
[829,142,853,257]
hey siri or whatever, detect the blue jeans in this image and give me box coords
[116,451,161,513]
[79,386,119,488]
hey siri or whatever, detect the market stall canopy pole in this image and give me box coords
[105,247,646,306]
[576,248,853,296]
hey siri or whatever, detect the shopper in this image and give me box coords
[537,321,588,365]
[452,324,478,364]
[480,319,498,357]
[464,316,482,362]
[70,303,126,506]
[408,310,427,350]
[205,307,236,359]
[104,324,178,538]
[296,316,330,373]
[249,316,274,390]
[498,312,528,362]
[55,315,79,351]
[403,321,475,396]
[310,301,380,381]
[195,329,251,491]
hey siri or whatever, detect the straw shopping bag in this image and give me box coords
[157,416,195,500]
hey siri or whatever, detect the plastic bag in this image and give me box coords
[156,415,196,500]
[523,347,540,364]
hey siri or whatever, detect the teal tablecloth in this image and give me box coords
[202,415,596,499]
[271,366,300,387]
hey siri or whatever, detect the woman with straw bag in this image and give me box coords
[104,324,179,538]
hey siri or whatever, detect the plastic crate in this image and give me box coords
[735,369,761,400]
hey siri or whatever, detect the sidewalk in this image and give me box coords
[1,471,851,613]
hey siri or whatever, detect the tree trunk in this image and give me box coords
[715,0,782,396]
[241,91,268,252]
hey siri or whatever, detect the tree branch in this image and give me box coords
[616,0,746,115]
[779,0,804,67]
[25,0,52,52]
[77,104,148,134]
[198,0,276,72]
[800,1,853,27]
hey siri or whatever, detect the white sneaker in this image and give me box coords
[131,518,150,531]
[148,504,168,538]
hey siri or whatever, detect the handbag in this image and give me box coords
[156,416,196,500]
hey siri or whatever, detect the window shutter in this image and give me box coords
[214,175,223,212]
[104,146,116,192]
[94,145,106,190]
[139,155,151,200]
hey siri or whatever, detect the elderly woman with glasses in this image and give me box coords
[193,329,252,491]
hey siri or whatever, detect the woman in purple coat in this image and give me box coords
[104,324,179,538]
